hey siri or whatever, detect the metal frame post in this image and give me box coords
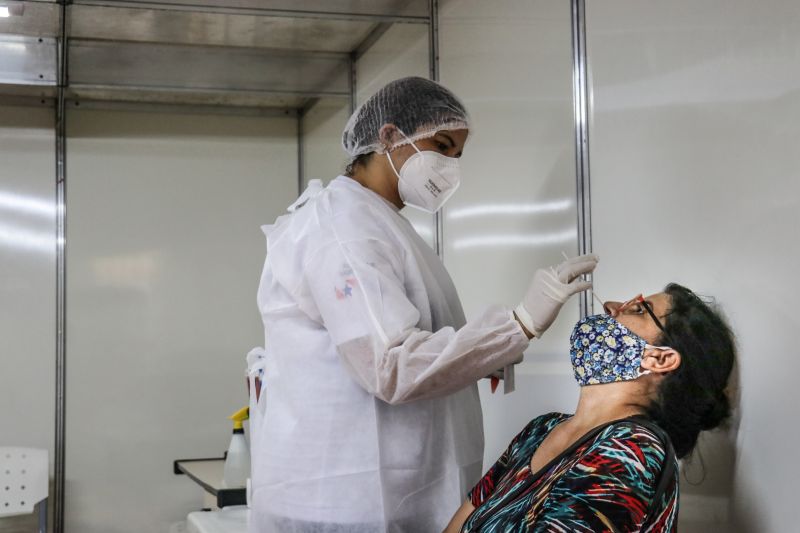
[428,0,443,258]
[571,0,593,318]
[297,110,304,195]
[54,1,68,532]
[349,53,357,114]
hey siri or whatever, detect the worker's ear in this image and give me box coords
[378,123,401,152]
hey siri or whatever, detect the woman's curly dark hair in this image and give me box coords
[645,283,737,458]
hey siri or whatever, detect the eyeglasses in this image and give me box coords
[617,294,671,339]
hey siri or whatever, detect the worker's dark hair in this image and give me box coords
[344,152,374,177]
[645,283,736,458]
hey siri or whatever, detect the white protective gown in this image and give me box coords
[249,176,529,533]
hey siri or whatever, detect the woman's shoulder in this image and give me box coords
[598,418,670,455]
[517,412,571,442]
[585,418,674,480]
[530,412,571,429]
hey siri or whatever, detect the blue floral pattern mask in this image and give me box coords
[569,314,650,386]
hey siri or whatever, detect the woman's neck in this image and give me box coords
[569,382,650,430]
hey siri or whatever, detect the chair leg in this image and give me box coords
[38,498,48,533]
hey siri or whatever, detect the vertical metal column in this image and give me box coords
[349,53,357,114]
[297,110,304,195]
[428,0,443,258]
[571,0,593,318]
[54,1,68,532]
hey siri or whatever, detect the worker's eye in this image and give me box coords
[436,142,449,152]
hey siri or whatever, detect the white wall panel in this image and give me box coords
[301,23,432,241]
[440,0,579,469]
[64,109,297,532]
[354,23,435,247]
[0,104,56,533]
[301,98,350,188]
[587,1,800,531]
[354,24,428,106]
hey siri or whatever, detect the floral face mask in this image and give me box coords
[569,314,673,386]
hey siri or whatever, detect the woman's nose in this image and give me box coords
[604,301,621,317]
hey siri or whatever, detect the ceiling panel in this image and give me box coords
[0,1,59,37]
[68,39,350,107]
[66,85,309,109]
[68,5,379,51]
[0,0,428,109]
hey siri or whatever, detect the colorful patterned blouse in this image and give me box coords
[462,413,678,532]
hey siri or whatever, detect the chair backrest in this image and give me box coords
[0,447,49,518]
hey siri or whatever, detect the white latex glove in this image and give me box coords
[514,254,599,338]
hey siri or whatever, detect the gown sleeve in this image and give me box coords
[530,424,673,533]
[294,208,530,405]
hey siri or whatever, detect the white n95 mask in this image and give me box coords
[386,135,461,213]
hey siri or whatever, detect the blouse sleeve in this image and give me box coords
[467,416,546,507]
[530,423,672,533]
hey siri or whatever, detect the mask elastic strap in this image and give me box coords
[639,344,678,377]
[385,151,401,179]
[645,344,677,355]
[394,128,421,154]
[385,128,420,178]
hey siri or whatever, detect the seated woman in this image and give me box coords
[445,283,736,533]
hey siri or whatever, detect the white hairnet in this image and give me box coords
[342,76,470,159]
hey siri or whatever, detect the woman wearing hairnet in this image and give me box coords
[247,76,597,533]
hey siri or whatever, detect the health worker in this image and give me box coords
[247,76,598,533]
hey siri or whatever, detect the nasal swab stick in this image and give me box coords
[591,290,605,310]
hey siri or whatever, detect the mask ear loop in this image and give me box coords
[385,151,402,178]
[639,345,679,378]
[394,128,421,154]
[385,127,421,179]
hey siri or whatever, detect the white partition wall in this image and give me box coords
[0,104,56,532]
[64,109,297,532]
[301,99,350,187]
[300,23,432,240]
[354,23,435,247]
[439,0,580,467]
[587,1,800,531]
[354,24,429,105]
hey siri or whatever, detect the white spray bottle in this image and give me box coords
[223,406,250,488]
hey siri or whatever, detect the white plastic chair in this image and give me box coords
[0,447,48,533]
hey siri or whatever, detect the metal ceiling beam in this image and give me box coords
[352,22,392,61]
[70,0,429,23]
[0,94,54,106]
[65,98,297,117]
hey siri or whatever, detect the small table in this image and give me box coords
[174,457,247,509]
[187,506,249,533]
